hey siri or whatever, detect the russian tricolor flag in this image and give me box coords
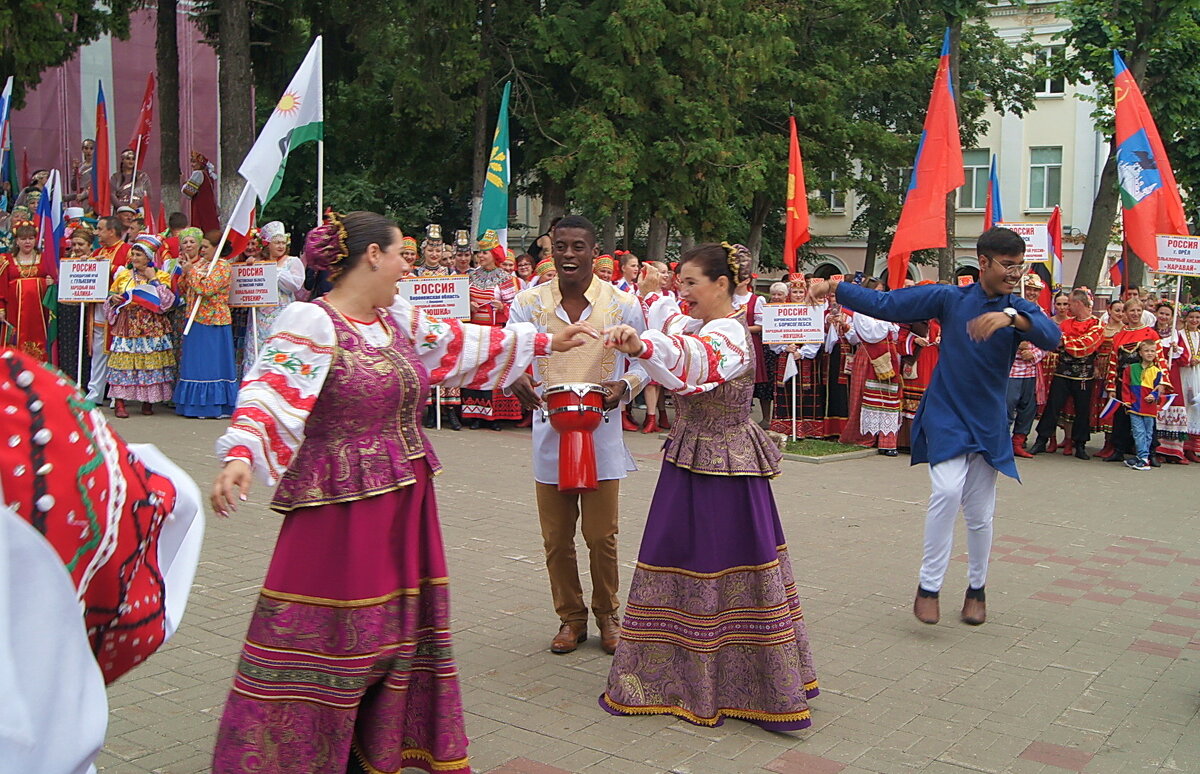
[34,169,64,274]
[983,154,1002,230]
[1099,396,1122,421]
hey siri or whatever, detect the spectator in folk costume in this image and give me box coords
[173,230,238,418]
[506,215,647,655]
[770,278,830,438]
[534,256,556,285]
[727,259,775,428]
[1030,289,1104,459]
[86,216,133,404]
[593,253,615,282]
[514,252,537,291]
[636,259,675,433]
[1091,299,1125,457]
[110,149,152,212]
[839,277,903,456]
[1119,340,1167,471]
[1179,305,1200,462]
[0,221,56,362]
[600,242,818,730]
[210,211,593,773]
[1101,297,1171,465]
[181,151,220,234]
[13,170,48,211]
[68,138,96,209]
[461,229,522,429]
[613,250,639,293]
[1151,301,1189,463]
[105,234,177,417]
[56,221,96,383]
[897,280,942,449]
[810,227,1061,626]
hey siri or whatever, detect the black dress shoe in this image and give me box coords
[1028,437,1048,455]
[1149,455,1161,468]
[1102,453,1126,462]
[469,419,483,430]
[487,420,502,432]
[1074,447,1090,460]
[878,448,898,457]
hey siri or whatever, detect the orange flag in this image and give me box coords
[783,116,811,275]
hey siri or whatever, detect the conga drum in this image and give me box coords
[544,382,608,493]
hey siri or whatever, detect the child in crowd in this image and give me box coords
[1121,339,1165,471]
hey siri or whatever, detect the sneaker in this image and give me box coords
[1124,458,1151,471]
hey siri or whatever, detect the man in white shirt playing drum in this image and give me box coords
[508,215,647,655]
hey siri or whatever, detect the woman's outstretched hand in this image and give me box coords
[602,325,645,356]
[212,459,252,518]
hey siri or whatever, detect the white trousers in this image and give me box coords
[919,453,998,593]
[84,326,108,403]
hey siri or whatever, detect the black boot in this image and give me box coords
[445,407,462,431]
[1074,445,1090,460]
[1028,436,1048,455]
[422,405,436,429]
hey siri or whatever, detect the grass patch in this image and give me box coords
[783,438,869,457]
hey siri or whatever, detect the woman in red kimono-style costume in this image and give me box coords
[0,223,55,361]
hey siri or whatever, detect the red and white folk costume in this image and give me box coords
[840,310,902,450]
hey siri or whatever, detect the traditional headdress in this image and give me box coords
[1023,272,1045,290]
[131,233,164,263]
[454,229,472,253]
[426,224,443,243]
[259,221,288,243]
[477,229,501,251]
[178,226,203,243]
[401,235,418,252]
[535,257,555,276]
[593,254,615,273]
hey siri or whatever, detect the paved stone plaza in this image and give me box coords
[99,414,1199,774]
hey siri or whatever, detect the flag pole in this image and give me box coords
[76,304,86,382]
[316,140,324,225]
[131,137,141,204]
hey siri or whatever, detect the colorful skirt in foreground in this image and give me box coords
[212,461,469,774]
[601,462,818,731]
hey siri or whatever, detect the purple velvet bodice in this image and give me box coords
[271,300,440,511]
[663,368,782,477]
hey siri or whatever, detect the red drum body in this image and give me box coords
[545,382,607,493]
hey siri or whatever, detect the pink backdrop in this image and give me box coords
[10,8,219,210]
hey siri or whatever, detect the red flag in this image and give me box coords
[888,31,964,289]
[1047,205,1063,287]
[143,194,156,234]
[783,116,810,274]
[158,202,166,235]
[93,82,111,216]
[126,72,156,169]
[225,185,257,258]
[1114,52,1187,271]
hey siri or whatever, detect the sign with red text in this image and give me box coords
[762,303,824,344]
[1155,235,1200,277]
[59,260,111,303]
[957,275,975,286]
[398,274,470,320]
[229,263,280,307]
[997,221,1050,265]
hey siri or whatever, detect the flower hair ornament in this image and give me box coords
[303,211,351,274]
[720,241,753,284]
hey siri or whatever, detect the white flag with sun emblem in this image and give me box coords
[239,36,323,207]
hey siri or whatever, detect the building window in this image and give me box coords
[1036,46,1066,96]
[1028,147,1062,210]
[958,149,990,211]
[818,172,846,212]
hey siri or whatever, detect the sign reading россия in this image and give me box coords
[59,260,111,303]
[761,302,825,345]
[1155,235,1200,277]
[397,275,470,320]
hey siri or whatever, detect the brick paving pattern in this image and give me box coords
[98,415,1200,773]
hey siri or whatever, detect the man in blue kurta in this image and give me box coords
[810,228,1061,626]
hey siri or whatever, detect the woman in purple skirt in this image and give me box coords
[599,242,818,731]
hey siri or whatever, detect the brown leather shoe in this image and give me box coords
[597,614,621,655]
[961,587,987,625]
[550,622,587,654]
[913,587,939,624]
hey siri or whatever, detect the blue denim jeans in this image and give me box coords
[1129,413,1156,462]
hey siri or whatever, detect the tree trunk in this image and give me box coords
[939,15,962,283]
[469,0,495,238]
[679,234,696,254]
[217,0,253,214]
[157,0,180,216]
[748,191,770,267]
[864,222,882,276]
[647,216,668,261]
[601,214,617,254]
[1074,144,1119,289]
[538,178,566,233]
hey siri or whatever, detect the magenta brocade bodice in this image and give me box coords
[270,300,441,511]
[663,368,782,478]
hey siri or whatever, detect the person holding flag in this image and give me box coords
[105,234,177,417]
[0,218,55,360]
[110,149,151,211]
[174,230,237,418]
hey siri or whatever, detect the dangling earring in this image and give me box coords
[370,263,379,272]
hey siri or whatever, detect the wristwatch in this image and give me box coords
[1002,307,1019,326]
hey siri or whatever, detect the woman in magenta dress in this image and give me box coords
[210,211,592,774]
[599,242,818,731]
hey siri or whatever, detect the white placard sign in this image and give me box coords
[762,303,824,344]
[397,275,470,320]
[59,260,111,303]
[1155,234,1200,277]
[998,221,1050,265]
[229,263,280,307]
